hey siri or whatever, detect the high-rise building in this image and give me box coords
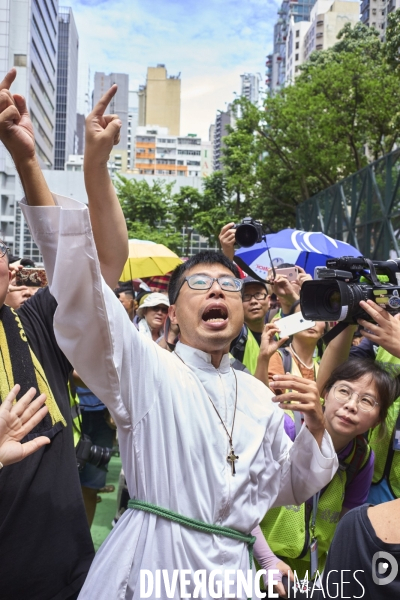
[213,106,235,172]
[54,7,78,170]
[268,0,360,89]
[0,0,59,260]
[137,65,181,136]
[266,0,317,92]
[75,113,85,155]
[240,73,261,104]
[93,72,129,171]
[127,90,138,171]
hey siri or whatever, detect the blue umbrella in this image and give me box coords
[234,229,361,279]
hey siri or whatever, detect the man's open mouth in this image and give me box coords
[202,306,228,323]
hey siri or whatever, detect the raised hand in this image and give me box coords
[219,222,236,261]
[358,299,400,358]
[85,85,122,166]
[270,375,325,446]
[0,385,50,467]
[259,323,288,360]
[0,69,35,161]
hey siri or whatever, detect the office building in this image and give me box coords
[134,125,203,177]
[137,65,181,136]
[54,6,78,170]
[0,0,59,260]
[93,71,129,170]
[240,73,261,104]
[213,106,235,172]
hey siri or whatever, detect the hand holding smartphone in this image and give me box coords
[15,268,47,288]
[276,312,316,338]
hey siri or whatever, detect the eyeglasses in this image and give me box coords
[149,305,169,313]
[0,241,9,258]
[179,274,243,296]
[332,384,380,412]
[242,292,268,302]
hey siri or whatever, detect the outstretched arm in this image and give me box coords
[0,70,128,288]
[84,86,128,288]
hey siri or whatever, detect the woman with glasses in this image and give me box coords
[254,357,396,595]
[136,292,170,342]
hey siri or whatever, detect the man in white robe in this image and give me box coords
[0,73,338,600]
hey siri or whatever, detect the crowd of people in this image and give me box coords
[0,66,400,600]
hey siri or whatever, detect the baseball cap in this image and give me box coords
[137,292,170,316]
[242,276,268,292]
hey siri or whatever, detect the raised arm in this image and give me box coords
[0,70,127,288]
[84,86,128,288]
[316,324,356,393]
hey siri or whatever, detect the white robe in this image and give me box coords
[21,196,338,600]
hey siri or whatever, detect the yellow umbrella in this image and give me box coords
[120,239,183,281]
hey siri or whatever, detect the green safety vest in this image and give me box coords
[259,435,370,579]
[369,346,400,498]
[242,329,261,375]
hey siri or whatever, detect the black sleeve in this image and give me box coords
[349,337,376,360]
[17,287,72,382]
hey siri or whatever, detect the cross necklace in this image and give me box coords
[174,352,239,475]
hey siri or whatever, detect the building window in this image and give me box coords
[296,30,300,37]
[295,42,299,49]
[14,54,27,67]
[295,53,299,61]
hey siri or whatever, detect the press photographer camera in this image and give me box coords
[300,256,400,323]
[233,217,264,247]
[76,433,115,472]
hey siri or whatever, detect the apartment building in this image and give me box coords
[138,65,181,136]
[134,126,203,177]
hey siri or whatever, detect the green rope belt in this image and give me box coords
[128,498,256,570]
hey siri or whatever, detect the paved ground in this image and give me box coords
[91,454,122,551]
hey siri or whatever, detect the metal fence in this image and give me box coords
[296,148,400,260]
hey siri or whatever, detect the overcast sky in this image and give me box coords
[68,0,279,139]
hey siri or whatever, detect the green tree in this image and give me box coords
[192,172,234,246]
[115,175,182,253]
[171,186,202,255]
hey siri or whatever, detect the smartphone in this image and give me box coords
[276,312,316,338]
[15,268,48,287]
[274,266,299,282]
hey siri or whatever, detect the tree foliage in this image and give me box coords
[221,17,400,232]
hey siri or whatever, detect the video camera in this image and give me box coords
[233,217,264,247]
[300,256,400,323]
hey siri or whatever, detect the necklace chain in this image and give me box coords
[174,352,239,473]
[289,343,314,370]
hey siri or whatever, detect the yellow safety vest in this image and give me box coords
[242,329,261,375]
[369,346,400,498]
[68,383,81,447]
[259,436,370,580]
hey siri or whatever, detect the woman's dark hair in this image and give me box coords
[322,357,398,436]
[168,251,240,304]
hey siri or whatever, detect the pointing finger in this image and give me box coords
[91,85,118,117]
[0,69,16,92]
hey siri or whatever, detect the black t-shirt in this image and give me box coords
[321,504,400,599]
[0,288,94,600]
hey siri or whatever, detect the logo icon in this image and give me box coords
[372,551,398,586]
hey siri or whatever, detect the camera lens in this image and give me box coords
[235,224,258,248]
[323,288,341,314]
[89,445,114,470]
